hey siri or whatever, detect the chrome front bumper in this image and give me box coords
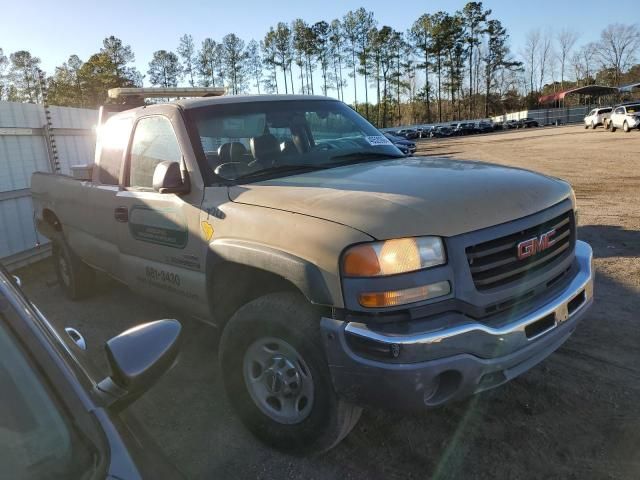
[321,241,594,409]
[343,240,593,363]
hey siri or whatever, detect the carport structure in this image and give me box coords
[538,85,619,108]
[618,82,640,94]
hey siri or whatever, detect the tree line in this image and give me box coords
[0,4,638,127]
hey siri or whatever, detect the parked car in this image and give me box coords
[0,264,183,479]
[430,125,454,137]
[504,119,519,129]
[396,128,419,140]
[383,132,417,156]
[32,88,594,454]
[609,103,640,132]
[516,118,539,128]
[476,122,494,134]
[583,107,612,129]
[420,125,436,137]
[451,122,476,135]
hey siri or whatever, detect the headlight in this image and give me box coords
[342,236,446,277]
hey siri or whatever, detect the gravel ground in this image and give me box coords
[16,125,640,479]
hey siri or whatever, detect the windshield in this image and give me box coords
[625,104,640,114]
[188,99,403,183]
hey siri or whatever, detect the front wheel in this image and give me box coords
[623,121,630,133]
[219,292,361,454]
[592,121,596,129]
[611,123,617,132]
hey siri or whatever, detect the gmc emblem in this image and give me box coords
[517,229,557,260]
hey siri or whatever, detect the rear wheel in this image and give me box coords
[219,292,361,454]
[53,240,96,300]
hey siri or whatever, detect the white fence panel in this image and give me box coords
[0,101,97,269]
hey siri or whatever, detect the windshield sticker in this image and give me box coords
[365,135,393,146]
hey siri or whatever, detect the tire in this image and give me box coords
[623,121,630,133]
[611,123,617,132]
[52,239,96,300]
[584,123,589,129]
[591,121,596,129]
[219,291,362,454]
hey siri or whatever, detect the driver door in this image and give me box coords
[114,114,208,317]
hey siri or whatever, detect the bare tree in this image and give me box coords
[556,29,579,89]
[538,32,553,91]
[595,23,640,86]
[571,43,597,85]
[521,29,540,94]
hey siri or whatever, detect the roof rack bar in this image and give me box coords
[108,87,226,100]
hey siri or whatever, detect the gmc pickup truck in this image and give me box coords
[32,88,594,453]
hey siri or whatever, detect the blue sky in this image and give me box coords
[1,0,636,98]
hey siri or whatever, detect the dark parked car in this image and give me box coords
[476,122,494,134]
[383,132,417,155]
[517,117,539,128]
[451,122,477,135]
[0,264,184,480]
[395,128,419,140]
[430,126,454,138]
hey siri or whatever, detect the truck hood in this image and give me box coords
[228,157,572,239]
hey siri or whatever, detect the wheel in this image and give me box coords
[591,121,596,129]
[52,239,96,300]
[584,123,589,129]
[611,123,617,132]
[219,292,361,454]
[623,121,630,133]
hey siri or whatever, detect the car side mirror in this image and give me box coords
[96,319,181,412]
[153,161,190,194]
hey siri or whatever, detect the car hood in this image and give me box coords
[228,157,572,239]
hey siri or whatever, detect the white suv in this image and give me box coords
[584,107,612,129]
[609,103,640,132]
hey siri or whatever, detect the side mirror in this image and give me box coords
[153,161,190,194]
[96,319,181,411]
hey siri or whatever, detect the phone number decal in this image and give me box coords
[145,267,181,286]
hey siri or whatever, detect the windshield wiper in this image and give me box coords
[327,151,405,165]
[234,164,327,181]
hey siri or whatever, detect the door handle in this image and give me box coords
[114,206,129,223]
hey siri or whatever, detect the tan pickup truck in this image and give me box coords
[32,89,594,453]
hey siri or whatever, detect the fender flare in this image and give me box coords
[207,239,334,306]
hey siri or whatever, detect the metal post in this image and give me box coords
[37,69,61,173]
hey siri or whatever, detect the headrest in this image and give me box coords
[250,134,280,163]
[218,142,247,164]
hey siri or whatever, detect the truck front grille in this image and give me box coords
[465,210,574,291]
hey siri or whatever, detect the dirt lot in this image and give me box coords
[17,125,640,479]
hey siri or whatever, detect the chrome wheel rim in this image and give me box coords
[243,337,314,424]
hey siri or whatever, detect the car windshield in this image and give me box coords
[188,99,403,183]
[625,104,640,113]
